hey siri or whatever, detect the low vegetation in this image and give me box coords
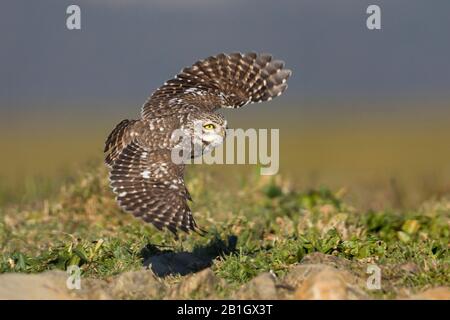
[0,164,448,298]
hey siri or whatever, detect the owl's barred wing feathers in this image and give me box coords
[104,119,138,167]
[109,141,203,235]
[141,52,292,118]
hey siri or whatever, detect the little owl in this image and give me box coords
[104,52,291,235]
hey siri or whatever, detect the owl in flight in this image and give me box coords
[104,52,291,235]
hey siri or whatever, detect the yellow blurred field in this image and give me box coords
[1,100,450,208]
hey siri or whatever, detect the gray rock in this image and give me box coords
[0,271,75,300]
[411,287,450,300]
[294,268,369,300]
[234,272,279,300]
[283,264,334,289]
[281,253,372,300]
[104,270,165,299]
[167,268,219,299]
[0,269,165,300]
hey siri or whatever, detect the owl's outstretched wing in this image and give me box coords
[108,141,201,235]
[141,52,292,118]
[104,119,138,167]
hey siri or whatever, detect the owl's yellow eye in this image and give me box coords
[203,123,216,130]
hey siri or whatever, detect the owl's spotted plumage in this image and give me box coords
[104,52,291,235]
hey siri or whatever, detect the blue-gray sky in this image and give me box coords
[1,0,449,118]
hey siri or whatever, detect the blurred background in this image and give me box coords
[1,0,449,208]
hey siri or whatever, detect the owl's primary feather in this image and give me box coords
[105,52,291,235]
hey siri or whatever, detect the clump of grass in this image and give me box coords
[0,164,448,298]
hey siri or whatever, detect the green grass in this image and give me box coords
[0,164,448,298]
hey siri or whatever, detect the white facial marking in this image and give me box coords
[201,132,220,142]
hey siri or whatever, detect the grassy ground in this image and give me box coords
[0,164,449,298]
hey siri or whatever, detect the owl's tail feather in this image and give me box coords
[104,119,137,167]
[182,52,292,108]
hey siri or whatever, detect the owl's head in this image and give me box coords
[185,112,227,155]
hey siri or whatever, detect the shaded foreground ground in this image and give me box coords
[0,165,448,299]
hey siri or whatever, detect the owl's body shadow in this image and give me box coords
[141,235,237,277]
